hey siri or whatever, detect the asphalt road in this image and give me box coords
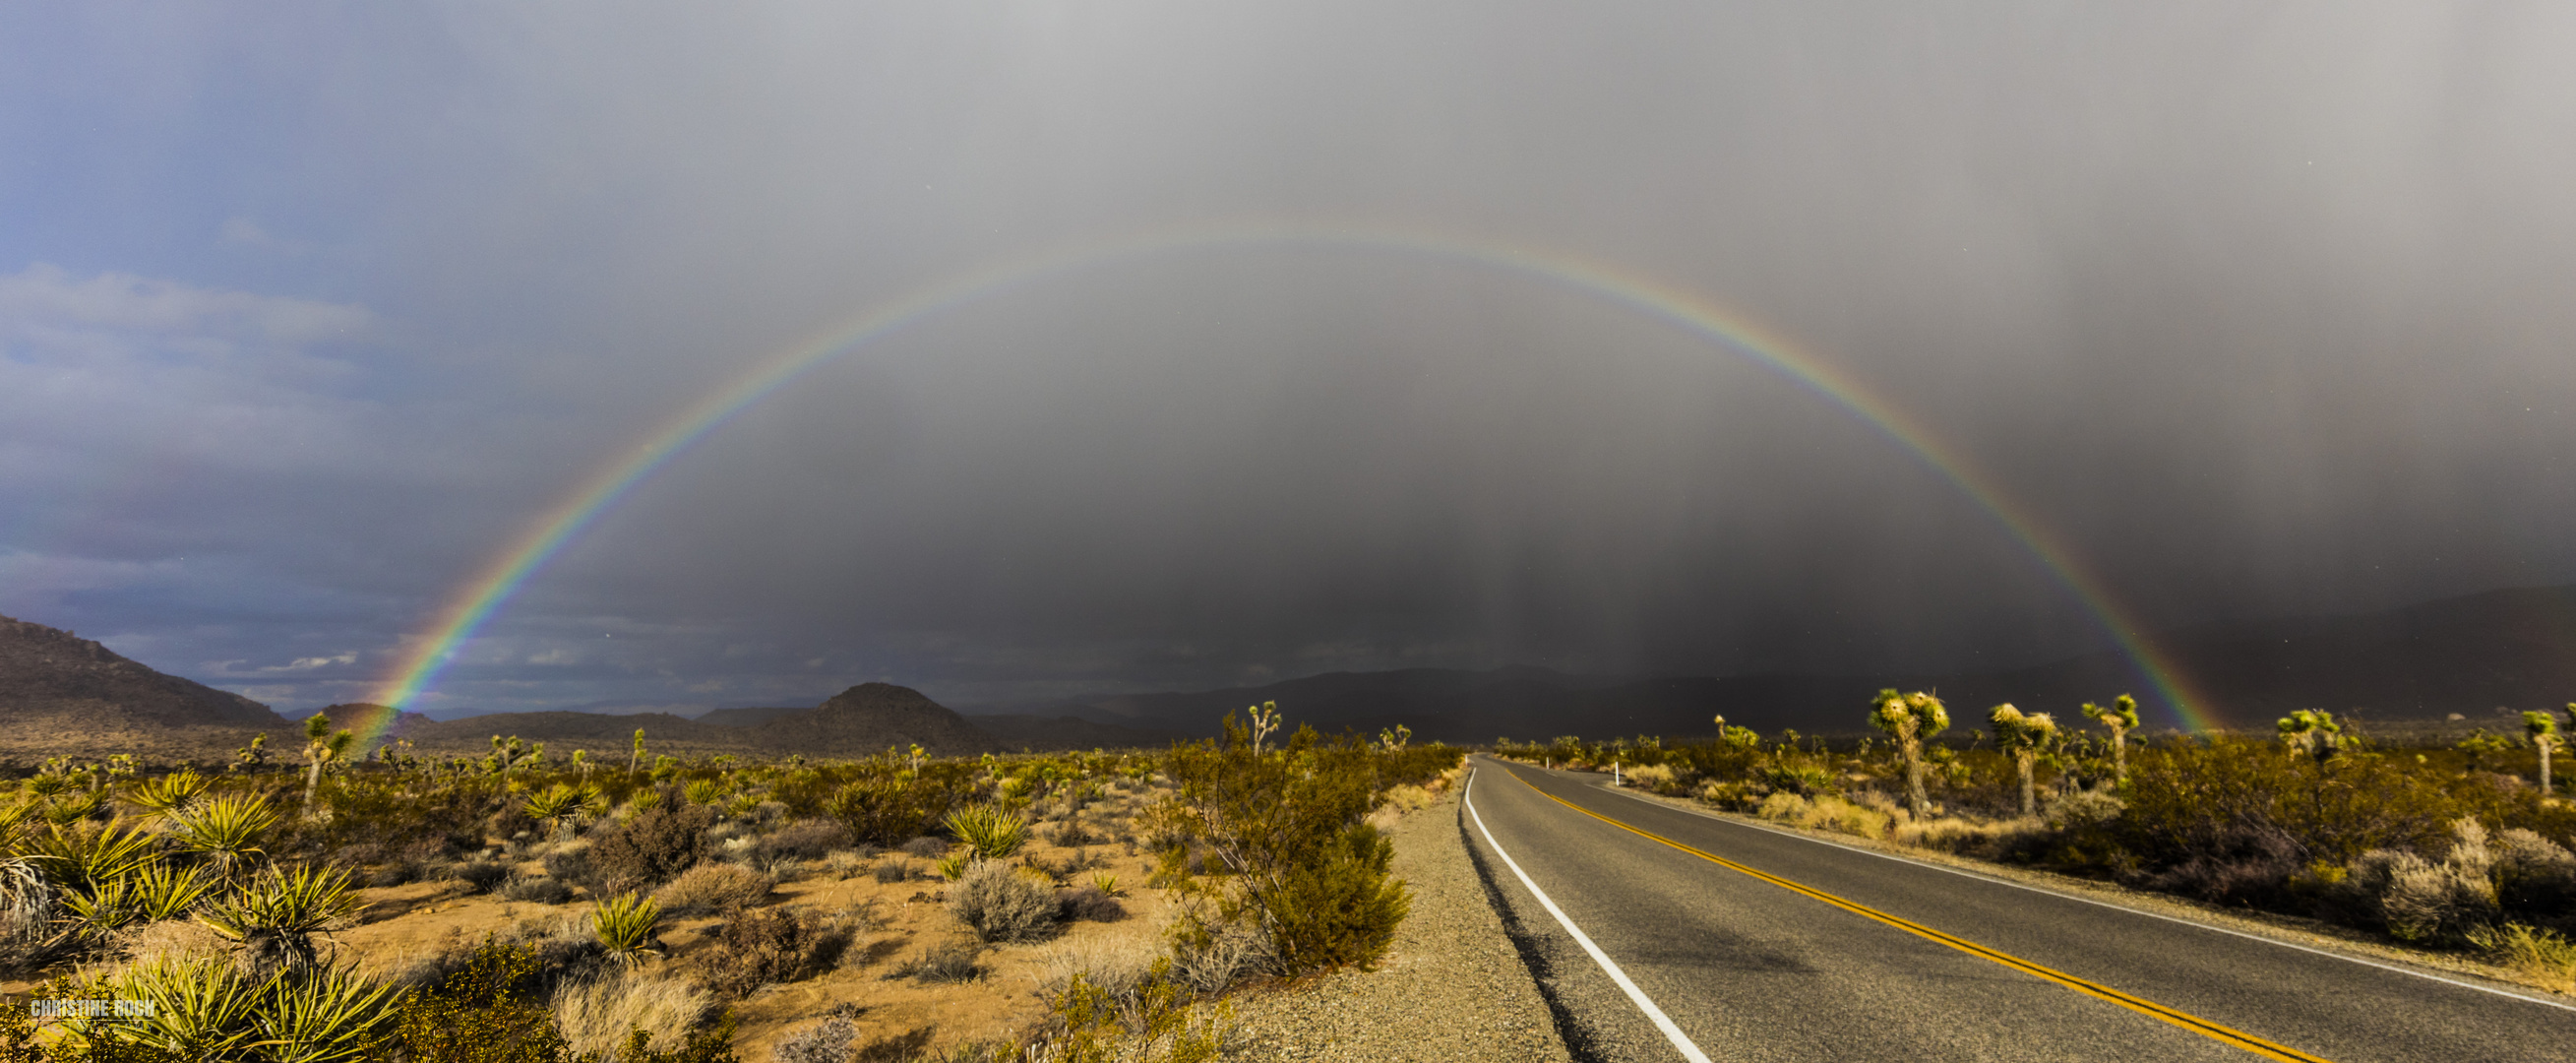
[1458,755,2576,1063]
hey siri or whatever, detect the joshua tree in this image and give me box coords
[2277,709,2349,765]
[1247,701,1283,756]
[1868,689,1949,822]
[631,727,647,778]
[1378,724,1412,752]
[2527,711,2563,795]
[301,715,355,810]
[1990,705,2058,817]
[2080,694,2140,784]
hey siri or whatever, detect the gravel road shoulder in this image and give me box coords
[1220,784,1576,1062]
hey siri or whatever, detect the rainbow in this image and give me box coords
[357,222,2217,745]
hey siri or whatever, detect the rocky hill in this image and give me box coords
[0,613,292,766]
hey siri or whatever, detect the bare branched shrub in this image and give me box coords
[695,907,820,998]
[772,1017,857,1063]
[948,859,1060,944]
[587,799,716,895]
[1056,886,1127,923]
[873,857,915,884]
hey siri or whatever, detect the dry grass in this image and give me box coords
[2468,923,2576,993]
[1755,792,1894,840]
[1890,814,2050,855]
[653,862,774,916]
[1033,934,1159,1000]
[552,966,715,1058]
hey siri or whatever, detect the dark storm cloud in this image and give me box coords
[3,2,2573,713]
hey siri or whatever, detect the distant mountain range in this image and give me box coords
[1016,585,2576,741]
[5,582,2572,761]
[0,614,1179,765]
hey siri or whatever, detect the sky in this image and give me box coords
[3,2,2573,719]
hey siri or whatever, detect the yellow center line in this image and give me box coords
[1502,763,2334,1063]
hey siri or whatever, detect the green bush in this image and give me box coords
[1149,715,1443,980]
[395,940,572,1063]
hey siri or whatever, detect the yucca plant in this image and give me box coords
[591,892,662,962]
[95,954,274,1061]
[58,869,153,942]
[260,962,403,1063]
[1868,689,1949,821]
[172,793,277,879]
[198,865,366,974]
[523,782,593,840]
[683,780,723,806]
[41,789,105,826]
[19,819,160,895]
[944,803,1029,860]
[125,769,214,820]
[133,859,223,922]
[935,850,971,881]
[1990,705,2059,817]
[1089,871,1122,897]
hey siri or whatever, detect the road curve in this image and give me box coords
[1457,755,2576,1063]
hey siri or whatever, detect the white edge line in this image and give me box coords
[1462,768,1715,1063]
[1527,758,2576,1016]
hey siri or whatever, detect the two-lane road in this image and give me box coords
[1458,756,2576,1062]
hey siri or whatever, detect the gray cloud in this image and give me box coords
[4,3,2573,715]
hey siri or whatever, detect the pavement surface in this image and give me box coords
[1460,755,2576,1063]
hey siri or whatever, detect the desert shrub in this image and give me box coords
[501,876,577,906]
[827,781,943,848]
[395,940,574,1063]
[948,859,1061,944]
[651,863,772,917]
[1044,819,1099,848]
[1026,961,1230,1063]
[544,843,595,890]
[772,1018,855,1063]
[588,800,715,895]
[899,837,948,859]
[1260,823,1406,972]
[2492,828,2576,918]
[508,909,606,973]
[1056,886,1126,923]
[1150,719,1437,980]
[365,856,424,888]
[1165,905,1274,996]
[872,857,915,885]
[0,856,58,972]
[552,967,713,1061]
[887,940,983,983]
[695,908,818,998]
[447,859,514,895]
[754,820,851,866]
[1755,792,1812,823]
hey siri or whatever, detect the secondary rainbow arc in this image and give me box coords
[355,222,2216,747]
